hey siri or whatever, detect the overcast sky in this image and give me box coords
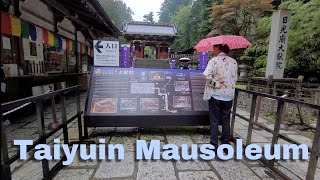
[123,0,164,21]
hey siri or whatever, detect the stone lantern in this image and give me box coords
[239,64,249,78]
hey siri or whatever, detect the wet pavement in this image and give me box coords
[2,93,320,180]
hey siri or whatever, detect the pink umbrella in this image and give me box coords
[194,35,252,52]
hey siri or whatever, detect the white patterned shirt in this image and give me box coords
[202,53,238,101]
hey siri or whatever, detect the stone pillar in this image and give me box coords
[266,9,292,79]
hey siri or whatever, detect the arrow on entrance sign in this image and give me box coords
[94,40,103,53]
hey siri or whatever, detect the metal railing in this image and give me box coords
[1,85,83,180]
[231,88,320,180]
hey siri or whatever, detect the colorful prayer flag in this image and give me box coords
[54,36,58,48]
[43,29,48,44]
[71,40,76,52]
[58,36,62,50]
[21,20,29,38]
[29,24,37,41]
[82,44,85,54]
[48,31,54,46]
[1,12,12,35]
[66,39,70,51]
[72,41,76,52]
[11,16,21,37]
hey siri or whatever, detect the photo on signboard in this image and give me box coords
[149,71,165,81]
[174,81,190,92]
[140,98,159,110]
[91,98,118,113]
[95,68,103,75]
[173,96,192,108]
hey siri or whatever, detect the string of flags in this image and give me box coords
[1,12,94,57]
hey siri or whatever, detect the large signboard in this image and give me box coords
[93,40,119,66]
[84,67,209,128]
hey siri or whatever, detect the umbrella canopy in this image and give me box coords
[194,35,252,52]
[179,57,191,62]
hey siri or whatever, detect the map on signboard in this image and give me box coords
[86,67,209,116]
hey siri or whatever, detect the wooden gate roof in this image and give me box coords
[122,21,179,43]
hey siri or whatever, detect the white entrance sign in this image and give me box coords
[93,40,119,66]
[266,9,291,79]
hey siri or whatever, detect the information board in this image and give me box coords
[93,40,119,66]
[84,67,210,129]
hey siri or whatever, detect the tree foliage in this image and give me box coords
[240,16,271,75]
[101,0,319,81]
[281,0,320,81]
[186,0,220,46]
[240,0,320,81]
[169,0,220,49]
[99,0,134,29]
[185,0,204,47]
[144,46,155,59]
[158,0,192,23]
[143,12,154,22]
[170,5,192,49]
[210,0,272,38]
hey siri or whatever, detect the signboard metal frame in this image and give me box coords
[84,67,210,137]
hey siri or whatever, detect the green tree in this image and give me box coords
[186,0,204,46]
[144,47,155,59]
[240,0,320,81]
[185,0,222,47]
[210,0,272,38]
[158,0,192,23]
[281,0,320,81]
[99,0,134,29]
[170,5,192,49]
[240,16,271,76]
[240,40,269,76]
[143,12,154,22]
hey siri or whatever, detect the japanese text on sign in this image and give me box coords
[276,17,289,70]
[94,40,119,67]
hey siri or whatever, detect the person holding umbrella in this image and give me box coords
[202,44,238,151]
[196,35,251,151]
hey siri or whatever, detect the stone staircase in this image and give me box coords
[135,58,170,69]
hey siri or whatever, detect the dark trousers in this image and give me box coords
[208,97,233,147]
